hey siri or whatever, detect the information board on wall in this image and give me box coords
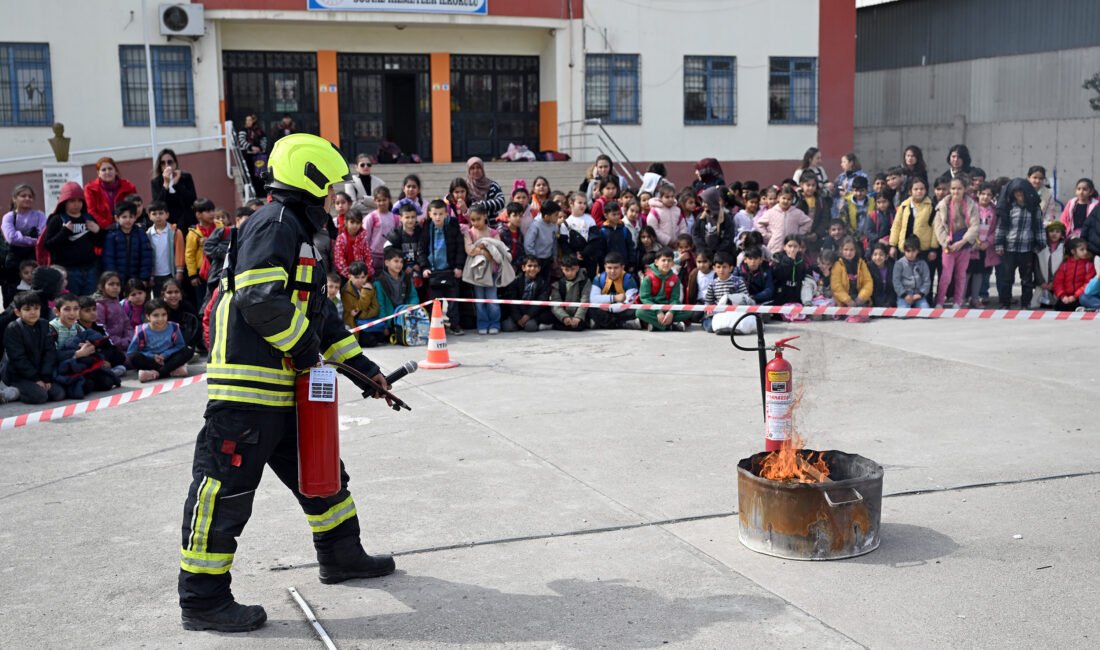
[307,0,487,14]
[42,165,84,212]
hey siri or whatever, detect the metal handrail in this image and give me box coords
[0,133,227,166]
[556,118,642,187]
[224,120,256,203]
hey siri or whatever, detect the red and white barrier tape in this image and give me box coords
[0,373,206,431]
[444,297,1099,321]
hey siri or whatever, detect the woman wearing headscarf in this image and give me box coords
[691,158,726,194]
[84,157,138,230]
[466,157,505,215]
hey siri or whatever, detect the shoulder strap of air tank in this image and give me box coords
[225,226,239,293]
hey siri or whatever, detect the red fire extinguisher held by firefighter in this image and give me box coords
[764,337,799,451]
[296,360,415,498]
[729,313,800,451]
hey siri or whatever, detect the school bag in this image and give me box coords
[388,303,430,346]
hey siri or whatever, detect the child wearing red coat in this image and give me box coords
[333,207,373,279]
[1053,238,1096,311]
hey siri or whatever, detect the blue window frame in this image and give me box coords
[119,45,194,126]
[684,56,736,125]
[585,54,639,124]
[0,43,53,126]
[768,57,816,124]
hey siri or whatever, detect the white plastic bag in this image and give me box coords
[712,293,755,333]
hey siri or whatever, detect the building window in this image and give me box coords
[768,57,816,124]
[585,54,639,124]
[684,56,735,125]
[119,45,194,126]
[0,43,53,126]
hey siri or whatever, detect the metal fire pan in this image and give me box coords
[737,450,883,560]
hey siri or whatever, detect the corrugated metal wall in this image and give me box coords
[857,0,1100,72]
[856,46,1100,127]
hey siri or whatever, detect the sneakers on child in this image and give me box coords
[0,386,19,403]
[169,366,189,378]
[622,318,641,330]
[110,366,127,379]
[488,328,500,335]
[138,370,159,383]
[477,328,488,335]
[449,326,464,336]
[538,323,553,331]
[671,322,686,332]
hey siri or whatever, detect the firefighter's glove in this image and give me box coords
[290,345,322,373]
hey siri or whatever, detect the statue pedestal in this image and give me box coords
[42,165,84,211]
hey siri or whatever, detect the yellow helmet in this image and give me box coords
[266,133,351,198]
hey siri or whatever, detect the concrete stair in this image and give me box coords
[358,161,594,202]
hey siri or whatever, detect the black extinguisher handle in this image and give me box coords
[325,360,412,412]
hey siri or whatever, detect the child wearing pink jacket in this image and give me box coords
[363,187,397,275]
[645,184,687,247]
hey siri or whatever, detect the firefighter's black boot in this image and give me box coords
[317,539,396,584]
[181,601,267,632]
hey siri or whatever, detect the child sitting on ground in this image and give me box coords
[51,293,119,397]
[326,272,343,318]
[78,295,127,373]
[831,236,873,310]
[16,259,36,292]
[736,246,775,305]
[550,255,590,331]
[820,219,848,256]
[675,233,696,284]
[374,247,420,343]
[94,271,135,360]
[703,251,750,334]
[771,235,808,306]
[334,206,373,280]
[502,255,553,332]
[2,291,64,403]
[813,249,839,306]
[1032,222,1066,308]
[1053,238,1096,311]
[588,251,640,330]
[893,235,931,309]
[637,247,693,331]
[867,242,896,307]
[341,260,381,346]
[121,278,147,332]
[128,298,191,382]
[685,248,715,307]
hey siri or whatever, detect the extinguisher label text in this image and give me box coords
[767,371,790,382]
[770,381,787,392]
[308,367,338,403]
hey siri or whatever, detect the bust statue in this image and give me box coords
[48,122,70,162]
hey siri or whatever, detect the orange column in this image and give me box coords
[317,50,340,147]
[430,52,452,163]
[539,101,557,154]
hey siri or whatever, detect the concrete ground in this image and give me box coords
[0,316,1097,649]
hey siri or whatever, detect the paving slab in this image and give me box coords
[0,317,1096,648]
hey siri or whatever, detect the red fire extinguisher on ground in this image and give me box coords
[764,337,800,452]
[296,361,415,498]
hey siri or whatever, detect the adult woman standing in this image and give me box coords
[580,154,628,201]
[237,114,268,198]
[466,157,506,215]
[84,157,137,230]
[2,184,47,303]
[792,147,827,187]
[691,158,726,194]
[935,144,973,187]
[346,153,386,209]
[150,148,198,230]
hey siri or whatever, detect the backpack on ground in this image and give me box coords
[389,303,430,346]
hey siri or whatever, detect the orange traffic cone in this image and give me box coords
[419,299,460,369]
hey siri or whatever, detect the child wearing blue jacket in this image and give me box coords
[127,298,191,382]
[103,200,153,285]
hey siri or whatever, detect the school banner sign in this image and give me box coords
[307,0,487,14]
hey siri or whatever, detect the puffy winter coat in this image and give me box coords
[755,205,812,254]
[645,198,687,247]
[102,225,153,284]
[1053,257,1096,300]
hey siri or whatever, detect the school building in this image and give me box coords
[0,0,855,206]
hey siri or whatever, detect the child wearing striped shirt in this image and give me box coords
[703,250,749,333]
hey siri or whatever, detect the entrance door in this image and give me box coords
[450,55,539,161]
[337,53,431,162]
[223,51,318,149]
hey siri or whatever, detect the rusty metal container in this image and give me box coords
[737,450,883,560]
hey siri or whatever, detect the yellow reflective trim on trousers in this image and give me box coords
[187,477,221,553]
[207,363,296,386]
[267,307,309,352]
[186,477,209,550]
[323,335,360,363]
[236,267,289,289]
[306,495,356,533]
[180,549,234,575]
[209,385,295,407]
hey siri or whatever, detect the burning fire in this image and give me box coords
[758,434,831,483]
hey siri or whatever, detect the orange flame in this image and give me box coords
[758,387,831,483]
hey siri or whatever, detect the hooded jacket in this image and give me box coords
[645,198,687,247]
[890,196,936,251]
[755,204,812,254]
[995,179,1044,254]
[43,181,105,269]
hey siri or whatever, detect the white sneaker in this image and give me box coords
[478,328,488,335]
[538,323,553,331]
[671,322,686,332]
[0,386,19,403]
[488,328,500,335]
[622,319,641,330]
[110,366,127,379]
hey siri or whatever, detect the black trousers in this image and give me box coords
[178,407,362,611]
[998,251,1035,308]
[589,309,635,329]
[129,347,192,378]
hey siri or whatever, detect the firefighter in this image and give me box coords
[178,134,395,632]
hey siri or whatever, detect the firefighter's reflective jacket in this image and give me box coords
[207,192,379,409]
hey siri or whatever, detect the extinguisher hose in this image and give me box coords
[323,360,412,412]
